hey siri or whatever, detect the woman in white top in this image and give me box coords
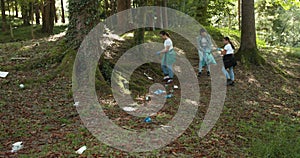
[156,31,176,84]
[221,37,236,86]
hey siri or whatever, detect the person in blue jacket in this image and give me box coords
[197,28,216,77]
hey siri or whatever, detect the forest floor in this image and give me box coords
[0,29,299,157]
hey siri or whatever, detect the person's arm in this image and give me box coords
[221,49,227,55]
[159,45,170,53]
[221,45,229,55]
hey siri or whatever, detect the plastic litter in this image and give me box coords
[0,71,9,78]
[147,77,154,80]
[74,102,80,107]
[145,96,151,101]
[144,73,154,80]
[154,89,166,95]
[75,145,87,154]
[144,116,152,123]
[19,84,25,89]
[123,107,137,112]
[174,85,179,89]
[160,125,171,128]
[165,94,173,99]
[11,141,23,153]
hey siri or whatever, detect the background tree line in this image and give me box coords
[1,0,299,63]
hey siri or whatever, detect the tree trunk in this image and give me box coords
[195,0,209,26]
[60,0,65,23]
[66,0,99,48]
[7,0,10,17]
[21,3,30,25]
[54,7,58,23]
[236,0,264,65]
[156,0,163,28]
[42,0,55,34]
[35,1,40,24]
[1,0,7,32]
[162,0,168,28]
[14,0,18,17]
[117,0,131,31]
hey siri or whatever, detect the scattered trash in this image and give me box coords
[75,145,87,154]
[165,94,173,99]
[0,71,9,78]
[154,89,166,95]
[147,77,154,80]
[169,89,174,93]
[73,102,80,107]
[174,85,179,89]
[11,141,23,153]
[123,107,137,112]
[144,116,152,123]
[165,84,168,87]
[184,99,198,106]
[160,125,171,128]
[11,57,29,60]
[144,73,154,80]
[19,84,25,89]
[145,96,151,101]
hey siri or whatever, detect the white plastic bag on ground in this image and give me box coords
[0,71,9,78]
[11,141,23,153]
[123,107,137,112]
[75,145,87,154]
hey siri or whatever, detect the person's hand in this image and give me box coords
[156,51,161,55]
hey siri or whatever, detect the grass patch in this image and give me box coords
[240,120,300,157]
[0,24,67,43]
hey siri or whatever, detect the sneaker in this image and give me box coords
[198,72,202,77]
[207,71,210,76]
[229,81,235,86]
[226,79,232,86]
[166,79,173,84]
[163,76,170,81]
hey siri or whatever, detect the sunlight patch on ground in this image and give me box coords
[47,31,66,42]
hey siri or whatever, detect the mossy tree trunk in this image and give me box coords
[236,0,264,65]
[66,0,99,49]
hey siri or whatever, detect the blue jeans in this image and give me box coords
[222,66,234,81]
[199,63,210,73]
[162,64,174,78]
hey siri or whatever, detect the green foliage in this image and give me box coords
[256,0,300,47]
[246,121,300,157]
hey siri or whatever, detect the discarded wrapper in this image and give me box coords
[147,76,153,80]
[160,125,171,128]
[144,116,152,123]
[75,145,87,154]
[165,94,173,99]
[11,141,23,153]
[0,71,9,78]
[74,102,80,107]
[19,84,25,89]
[154,89,166,95]
[174,85,179,89]
[123,107,137,112]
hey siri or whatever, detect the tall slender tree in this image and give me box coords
[1,0,7,32]
[60,0,65,23]
[236,0,264,64]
